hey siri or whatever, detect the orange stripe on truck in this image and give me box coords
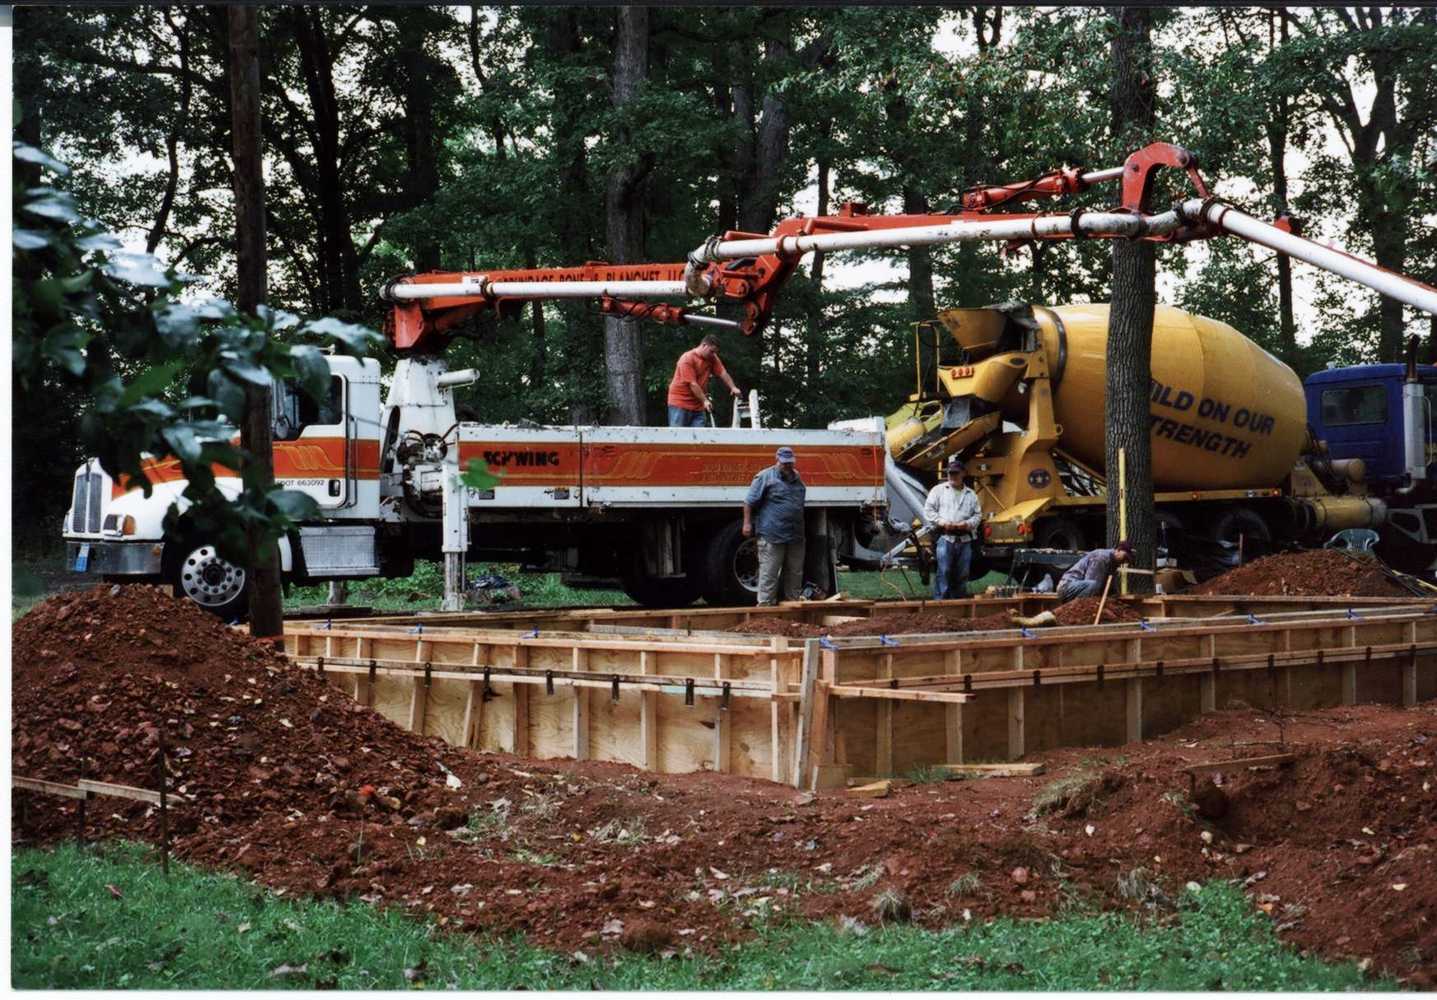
[113,438,382,496]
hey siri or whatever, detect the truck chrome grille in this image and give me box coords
[70,468,104,534]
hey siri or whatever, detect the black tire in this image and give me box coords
[1374,535,1437,576]
[700,520,761,607]
[621,553,702,609]
[1153,509,1187,561]
[169,541,250,621]
[1209,507,1272,564]
[1034,515,1087,552]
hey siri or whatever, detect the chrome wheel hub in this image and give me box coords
[179,545,246,607]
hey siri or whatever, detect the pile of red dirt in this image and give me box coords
[12,585,483,835]
[1191,549,1411,598]
[13,586,1435,983]
[726,617,827,638]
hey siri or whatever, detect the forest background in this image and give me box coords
[12,5,1437,546]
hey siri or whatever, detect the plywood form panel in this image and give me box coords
[890,702,948,774]
[422,677,471,746]
[655,694,720,773]
[1056,681,1127,748]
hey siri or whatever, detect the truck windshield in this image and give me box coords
[1319,385,1387,427]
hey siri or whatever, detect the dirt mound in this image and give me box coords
[12,584,479,836]
[727,617,827,638]
[1191,549,1410,598]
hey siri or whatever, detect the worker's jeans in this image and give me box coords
[668,406,706,427]
[1057,578,1103,603]
[757,536,805,605]
[933,535,972,600]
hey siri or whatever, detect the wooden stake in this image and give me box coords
[156,725,170,877]
[1118,446,1128,596]
[1093,574,1114,626]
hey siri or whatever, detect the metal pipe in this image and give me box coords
[388,279,689,301]
[1079,165,1126,184]
[1184,198,1437,316]
[681,313,742,331]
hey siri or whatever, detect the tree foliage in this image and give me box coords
[13,6,1437,541]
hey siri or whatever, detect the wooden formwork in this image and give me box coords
[282,595,1437,790]
[325,592,1423,633]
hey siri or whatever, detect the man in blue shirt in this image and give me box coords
[743,446,807,605]
[1056,540,1133,602]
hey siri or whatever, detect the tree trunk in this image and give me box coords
[292,8,360,314]
[603,6,650,426]
[227,6,283,637]
[1104,6,1157,592]
[398,14,442,271]
[1265,9,1297,362]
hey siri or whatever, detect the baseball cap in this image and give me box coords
[1114,538,1134,555]
[776,447,796,463]
[946,457,965,474]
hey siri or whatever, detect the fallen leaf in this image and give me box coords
[104,884,123,900]
[1393,883,1409,892]
[269,963,308,979]
[279,719,293,729]
[237,923,251,934]
[709,867,730,880]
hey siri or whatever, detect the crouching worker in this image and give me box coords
[743,447,807,605]
[1056,539,1134,602]
[923,457,982,600]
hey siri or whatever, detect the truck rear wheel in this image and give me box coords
[170,542,249,621]
[621,558,701,609]
[699,520,760,607]
[1209,507,1272,564]
[1034,516,1086,552]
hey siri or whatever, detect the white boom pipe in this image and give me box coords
[684,209,1184,294]
[682,313,742,331]
[1183,198,1437,316]
[388,279,688,301]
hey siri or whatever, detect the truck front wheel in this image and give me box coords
[170,542,250,621]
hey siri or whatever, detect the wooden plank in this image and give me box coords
[572,647,590,760]
[76,779,163,805]
[877,653,894,777]
[1125,677,1144,744]
[1007,687,1025,761]
[1402,649,1419,708]
[1341,662,1358,706]
[943,648,964,763]
[1183,752,1296,778]
[813,763,852,791]
[640,650,659,772]
[1199,672,1216,713]
[14,776,87,800]
[769,638,789,784]
[848,780,891,798]
[714,653,731,774]
[513,644,530,757]
[460,680,481,749]
[827,685,973,705]
[939,762,1046,778]
[793,639,821,788]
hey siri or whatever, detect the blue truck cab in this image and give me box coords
[1304,364,1437,489]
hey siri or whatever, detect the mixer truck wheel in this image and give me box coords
[1373,535,1437,576]
[1034,516,1087,552]
[1209,507,1272,564]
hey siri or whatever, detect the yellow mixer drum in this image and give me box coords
[1027,304,1309,490]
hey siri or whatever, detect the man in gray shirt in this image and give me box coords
[1056,540,1133,602]
[743,446,807,605]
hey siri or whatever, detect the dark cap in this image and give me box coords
[775,446,796,463]
[1114,539,1134,556]
[945,457,966,474]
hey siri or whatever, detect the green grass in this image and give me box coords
[14,549,1010,619]
[12,842,1393,990]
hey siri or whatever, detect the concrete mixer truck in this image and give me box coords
[878,301,1437,575]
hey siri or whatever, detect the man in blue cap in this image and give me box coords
[743,446,807,605]
[922,457,982,600]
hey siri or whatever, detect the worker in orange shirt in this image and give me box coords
[667,334,741,426]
